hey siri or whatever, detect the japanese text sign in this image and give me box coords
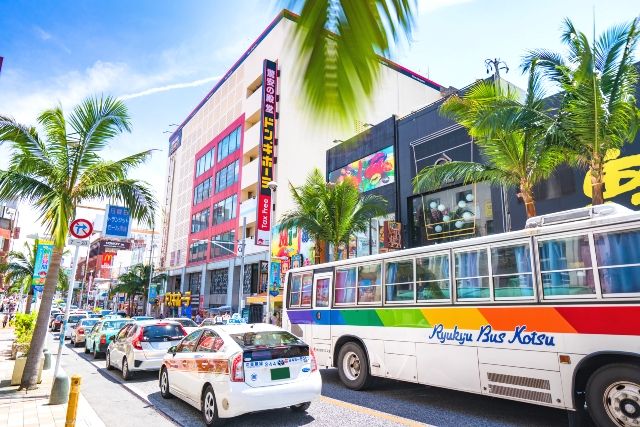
[32,240,54,287]
[255,59,278,246]
[103,204,131,239]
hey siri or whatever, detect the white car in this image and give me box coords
[165,317,199,334]
[63,314,90,339]
[159,323,321,426]
[106,320,187,380]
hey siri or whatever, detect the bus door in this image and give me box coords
[312,272,332,367]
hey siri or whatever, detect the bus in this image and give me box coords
[282,204,640,427]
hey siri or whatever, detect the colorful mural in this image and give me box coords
[329,146,395,192]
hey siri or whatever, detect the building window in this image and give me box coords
[188,272,201,294]
[211,230,236,259]
[188,240,208,262]
[210,268,228,294]
[212,195,238,225]
[215,160,239,193]
[195,148,215,178]
[193,178,212,205]
[217,127,241,163]
[191,208,210,233]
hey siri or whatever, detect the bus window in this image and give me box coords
[315,277,330,307]
[491,244,534,299]
[385,259,414,303]
[416,254,450,301]
[594,229,640,295]
[301,273,313,307]
[335,267,357,304]
[538,235,595,297]
[289,274,302,307]
[357,263,382,304]
[454,249,489,300]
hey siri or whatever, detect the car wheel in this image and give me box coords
[159,367,173,399]
[201,384,220,426]
[290,402,311,412]
[337,342,374,391]
[122,358,132,381]
[586,363,640,427]
[93,346,99,359]
[84,344,89,354]
[106,351,114,370]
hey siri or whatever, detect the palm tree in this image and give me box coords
[523,17,640,205]
[111,264,164,316]
[293,1,416,124]
[0,95,157,390]
[280,168,387,261]
[0,242,69,314]
[413,63,565,218]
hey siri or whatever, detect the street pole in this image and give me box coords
[54,243,81,378]
[238,216,246,316]
[146,227,155,316]
[265,183,276,324]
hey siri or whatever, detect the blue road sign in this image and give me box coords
[103,204,131,239]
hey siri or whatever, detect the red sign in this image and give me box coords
[255,59,278,246]
[102,252,114,267]
[69,218,93,239]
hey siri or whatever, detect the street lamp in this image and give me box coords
[265,181,277,324]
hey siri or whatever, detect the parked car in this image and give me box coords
[165,318,198,334]
[63,314,90,339]
[106,320,187,380]
[159,323,321,426]
[51,314,64,332]
[49,310,62,329]
[85,318,133,358]
[132,316,154,321]
[199,318,220,327]
[70,318,99,347]
[89,313,102,319]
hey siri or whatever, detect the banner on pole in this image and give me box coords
[32,240,54,287]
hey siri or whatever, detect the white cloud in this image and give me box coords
[120,75,221,101]
[418,0,473,14]
[33,25,52,41]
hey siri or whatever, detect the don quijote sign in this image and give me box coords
[255,59,278,246]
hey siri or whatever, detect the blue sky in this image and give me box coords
[0,0,638,242]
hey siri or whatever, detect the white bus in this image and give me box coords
[282,204,640,427]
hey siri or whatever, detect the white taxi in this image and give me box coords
[159,323,321,426]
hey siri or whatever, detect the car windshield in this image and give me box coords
[68,315,86,323]
[174,319,197,327]
[80,319,98,327]
[103,320,130,330]
[229,331,305,349]
[55,315,63,320]
[142,324,184,342]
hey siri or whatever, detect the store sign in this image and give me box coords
[103,204,131,239]
[329,146,395,192]
[255,59,278,246]
[168,128,182,156]
[32,240,54,287]
[102,252,114,267]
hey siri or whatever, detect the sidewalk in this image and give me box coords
[0,327,105,427]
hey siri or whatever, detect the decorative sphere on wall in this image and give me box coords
[442,215,451,222]
[429,201,437,209]
[458,200,467,209]
[462,211,473,221]
[466,193,474,202]
[437,204,446,212]
[455,221,464,229]
[434,225,443,233]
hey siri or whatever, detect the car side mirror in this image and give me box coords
[109,336,116,342]
[168,346,177,355]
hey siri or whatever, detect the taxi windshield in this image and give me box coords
[229,331,304,349]
[103,320,130,330]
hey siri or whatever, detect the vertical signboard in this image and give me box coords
[255,59,278,246]
[103,204,131,239]
[32,240,54,291]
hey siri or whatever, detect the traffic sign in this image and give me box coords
[69,218,93,239]
[68,237,90,247]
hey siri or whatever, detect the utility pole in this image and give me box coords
[237,217,246,316]
[145,227,155,316]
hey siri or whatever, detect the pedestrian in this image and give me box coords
[2,313,8,328]
[195,312,202,324]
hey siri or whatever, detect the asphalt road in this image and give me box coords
[54,333,573,427]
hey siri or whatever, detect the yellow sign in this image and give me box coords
[583,149,640,206]
[165,291,191,307]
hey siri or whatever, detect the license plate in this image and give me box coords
[270,367,290,381]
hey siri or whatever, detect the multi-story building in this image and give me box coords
[0,201,19,290]
[160,10,443,317]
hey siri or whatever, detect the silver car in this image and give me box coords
[106,320,186,380]
[70,318,99,347]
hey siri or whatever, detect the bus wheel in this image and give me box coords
[586,363,640,427]
[338,342,372,390]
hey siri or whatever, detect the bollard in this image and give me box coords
[65,375,81,427]
[43,349,51,370]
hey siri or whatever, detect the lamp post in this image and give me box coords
[265,181,278,324]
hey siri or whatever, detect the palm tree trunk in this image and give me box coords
[590,158,605,205]
[24,286,34,314]
[520,184,537,218]
[332,243,339,262]
[20,245,63,390]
